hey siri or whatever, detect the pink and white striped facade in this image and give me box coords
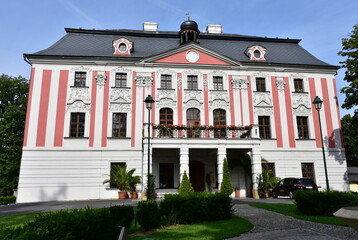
[17,24,348,203]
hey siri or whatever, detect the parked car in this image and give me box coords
[272,178,318,198]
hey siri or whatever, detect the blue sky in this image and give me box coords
[0,0,357,115]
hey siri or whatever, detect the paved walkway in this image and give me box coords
[228,204,358,240]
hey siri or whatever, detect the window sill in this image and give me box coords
[260,138,277,140]
[64,137,89,139]
[157,88,175,90]
[210,89,226,92]
[296,138,315,140]
[70,86,89,88]
[184,89,201,91]
[107,137,131,139]
[111,87,130,89]
[254,91,270,93]
[292,91,308,94]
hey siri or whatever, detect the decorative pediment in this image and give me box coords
[292,92,310,109]
[253,92,272,107]
[210,99,229,109]
[109,103,131,112]
[68,88,91,105]
[293,105,311,115]
[210,90,229,102]
[143,44,239,66]
[67,100,90,112]
[254,107,273,115]
[157,98,176,108]
[110,88,131,103]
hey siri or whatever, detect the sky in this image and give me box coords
[0,0,357,116]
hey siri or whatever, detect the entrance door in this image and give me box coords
[189,161,205,192]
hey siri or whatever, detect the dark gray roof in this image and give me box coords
[26,28,335,68]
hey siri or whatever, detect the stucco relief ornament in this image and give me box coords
[231,78,241,89]
[110,88,131,102]
[210,91,229,101]
[157,98,176,108]
[239,79,249,90]
[293,105,311,115]
[67,100,90,112]
[254,107,273,115]
[210,99,229,109]
[184,90,203,102]
[135,75,153,87]
[203,76,208,90]
[67,88,90,104]
[177,77,182,89]
[253,92,272,106]
[109,103,131,112]
[292,93,310,109]
[275,77,286,91]
[95,72,107,87]
[156,89,176,101]
[185,99,202,108]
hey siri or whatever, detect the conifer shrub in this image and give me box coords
[220,158,233,196]
[295,190,358,216]
[178,171,194,194]
[136,200,160,231]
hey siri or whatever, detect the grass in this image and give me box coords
[130,215,253,240]
[250,203,347,226]
[0,212,40,228]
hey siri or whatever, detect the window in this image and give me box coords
[110,162,126,188]
[294,78,304,92]
[213,76,223,90]
[159,163,174,188]
[258,116,271,139]
[112,113,127,137]
[262,162,276,177]
[187,108,201,138]
[159,108,173,136]
[187,75,198,90]
[118,43,127,52]
[213,109,226,138]
[115,73,127,88]
[160,74,172,89]
[74,72,86,87]
[301,163,315,181]
[297,116,309,139]
[70,113,85,137]
[256,77,266,92]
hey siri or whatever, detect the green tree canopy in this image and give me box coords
[0,74,29,196]
[220,158,233,196]
[339,24,358,110]
[341,113,358,166]
[178,171,194,194]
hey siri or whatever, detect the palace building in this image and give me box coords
[17,19,348,202]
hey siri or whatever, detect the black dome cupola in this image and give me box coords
[179,17,199,44]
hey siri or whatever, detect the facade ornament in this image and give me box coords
[275,77,286,91]
[185,99,202,108]
[67,88,91,104]
[210,99,229,109]
[253,92,273,107]
[109,103,131,112]
[157,98,177,108]
[135,75,153,87]
[67,100,90,112]
[254,106,273,115]
[292,92,310,109]
[239,78,249,90]
[293,105,311,115]
[210,90,229,102]
[95,72,107,87]
[231,75,248,89]
[184,90,203,102]
[203,75,208,90]
[177,76,182,89]
[110,88,131,103]
[156,89,176,101]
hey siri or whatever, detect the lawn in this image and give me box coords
[130,215,253,240]
[0,212,40,228]
[250,203,347,226]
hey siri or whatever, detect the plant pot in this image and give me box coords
[130,192,138,199]
[118,191,129,199]
[235,189,240,198]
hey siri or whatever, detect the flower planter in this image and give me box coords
[130,192,138,199]
[118,191,129,199]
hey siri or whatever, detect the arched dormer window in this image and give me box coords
[113,38,133,56]
[245,45,266,61]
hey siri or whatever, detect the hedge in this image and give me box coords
[0,206,134,240]
[294,190,358,216]
[136,200,160,231]
[0,196,16,205]
[160,192,232,225]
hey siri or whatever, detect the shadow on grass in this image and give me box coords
[130,215,253,240]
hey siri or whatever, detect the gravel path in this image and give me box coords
[227,204,358,240]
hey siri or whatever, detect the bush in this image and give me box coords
[160,192,232,225]
[178,171,194,194]
[136,200,160,231]
[109,205,134,229]
[220,158,233,196]
[0,206,134,240]
[295,190,358,216]
[0,196,16,205]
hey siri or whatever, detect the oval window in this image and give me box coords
[253,50,261,58]
[118,43,127,53]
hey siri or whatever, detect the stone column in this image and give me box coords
[217,145,226,189]
[251,147,262,199]
[180,145,189,181]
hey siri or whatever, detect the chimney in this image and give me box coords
[143,22,158,32]
[206,24,223,34]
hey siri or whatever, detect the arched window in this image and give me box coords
[186,108,200,138]
[159,108,173,136]
[213,109,226,138]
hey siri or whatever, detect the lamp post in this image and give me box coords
[144,95,155,199]
[312,96,330,191]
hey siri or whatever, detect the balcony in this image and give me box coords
[151,125,257,139]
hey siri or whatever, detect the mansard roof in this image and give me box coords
[24,27,337,69]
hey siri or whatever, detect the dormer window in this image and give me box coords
[113,38,133,56]
[245,45,266,61]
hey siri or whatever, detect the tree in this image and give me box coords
[220,158,233,196]
[0,74,29,196]
[338,24,358,110]
[341,113,358,166]
[178,171,194,194]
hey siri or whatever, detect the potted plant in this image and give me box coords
[102,165,136,199]
[257,170,281,198]
[128,175,141,199]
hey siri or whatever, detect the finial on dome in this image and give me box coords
[186,12,191,20]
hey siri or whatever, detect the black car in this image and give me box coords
[272,178,318,198]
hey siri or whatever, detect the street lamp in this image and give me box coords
[144,95,155,199]
[312,96,330,190]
